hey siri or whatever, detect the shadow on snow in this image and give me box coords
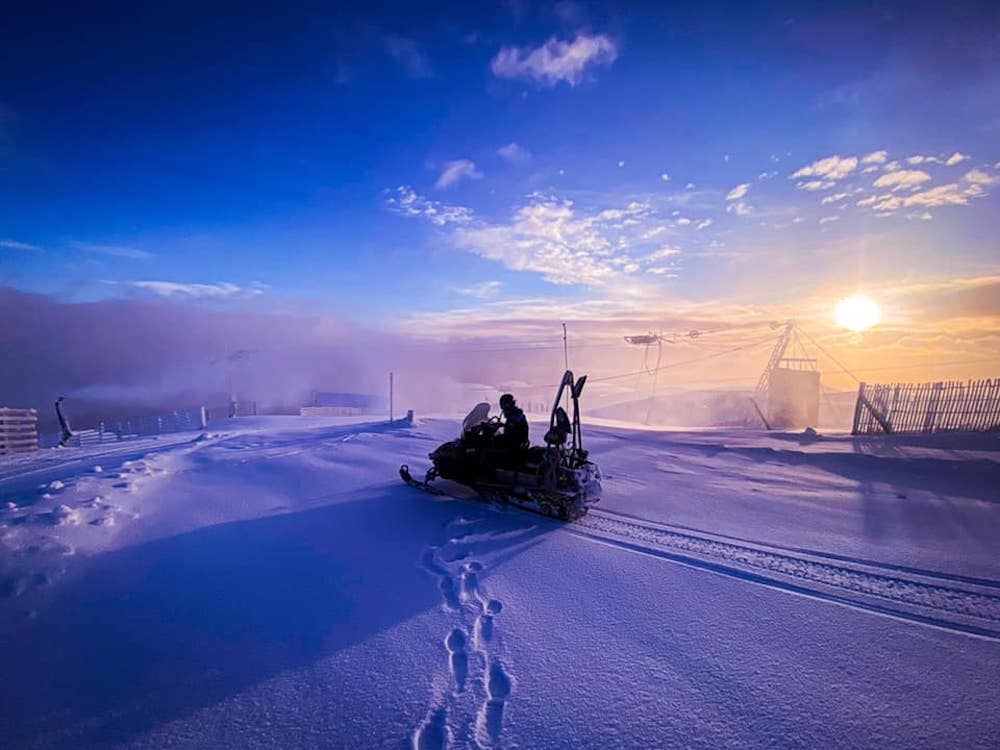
[0,481,548,749]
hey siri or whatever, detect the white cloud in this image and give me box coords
[726,182,750,200]
[675,217,691,226]
[791,154,858,181]
[820,192,850,204]
[387,187,703,286]
[818,215,840,224]
[797,180,835,191]
[684,182,695,190]
[386,186,474,225]
[435,159,483,189]
[646,267,677,276]
[0,239,41,251]
[490,33,618,87]
[617,160,625,167]
[883,161,902,172]
[945,152,969,166]
[757,171,777,180]
[726,201,751,216]
[694,218,712,230]
[643,245,681,263]
[963,168,998,185]
[497,142,531,163]
[906,155,940,165]
[383,36,433,78]
[458,280,503,298]
[128,281,263,299]
[861,150,888,164]
[391,187,669,285]
[858,181,991,215]
[904,183,986,208]
[71,241,153,260]
[872,169,932,192]
[660,173,671,182]
[861,166,878,174]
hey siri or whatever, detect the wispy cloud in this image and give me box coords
[872,169,932,191]
[435,159,483,189]
[797,180,835,191]
[497,142,531,164]
[791,154,858,182]
[127,280,265,299]
[963,168,998,186]
[388,187,693,287]
[383,35,433,78]
[490,33,618,87]
[385,186,474,225]
[1,239,41,251]
[457,280,503,299]
[726,183,750,201]
[945,152,969,166]
[72,241,153,260]
[859,181,991,215]
[820,192,849,204]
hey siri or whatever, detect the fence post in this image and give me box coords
[922,382,943,433]
[851,383,865,435]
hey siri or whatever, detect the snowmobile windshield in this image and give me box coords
[462,402,491,435]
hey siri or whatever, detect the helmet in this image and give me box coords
[499,393,515,409]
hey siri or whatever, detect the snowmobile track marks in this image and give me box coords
[572,510,1000,639]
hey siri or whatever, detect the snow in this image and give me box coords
[1,415,998,748]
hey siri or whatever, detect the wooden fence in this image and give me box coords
[852,378,1000,435]
[0,407,39,455]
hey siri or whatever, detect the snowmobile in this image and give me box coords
[400,370,602,520]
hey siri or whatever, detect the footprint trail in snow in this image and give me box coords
[414,516,517,749]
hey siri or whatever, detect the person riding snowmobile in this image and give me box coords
[495,393,529,455]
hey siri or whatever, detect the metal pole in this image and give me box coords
[389,371,394,422]
[562,322,568,371]
[562,323,569,413]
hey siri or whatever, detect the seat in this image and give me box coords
[544,407,571,446]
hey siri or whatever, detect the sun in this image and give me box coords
[834,294,882,332]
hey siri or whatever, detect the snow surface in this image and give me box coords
[1,415,999,749]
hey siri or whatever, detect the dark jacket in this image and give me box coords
[499,405,529,448]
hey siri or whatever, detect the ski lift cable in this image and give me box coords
[528,335,777,389]
[796,326,862,384]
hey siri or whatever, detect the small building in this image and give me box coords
[300,392,383,417]
[767,360,820,429]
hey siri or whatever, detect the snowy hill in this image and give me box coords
[1,416,999,749]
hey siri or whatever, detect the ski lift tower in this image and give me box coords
[753,321,820,429]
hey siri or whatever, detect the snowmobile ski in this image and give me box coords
[399,464,445,495]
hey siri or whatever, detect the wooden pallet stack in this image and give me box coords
[0,407,39,455]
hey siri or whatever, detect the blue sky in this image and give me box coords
[2,0,999,346]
